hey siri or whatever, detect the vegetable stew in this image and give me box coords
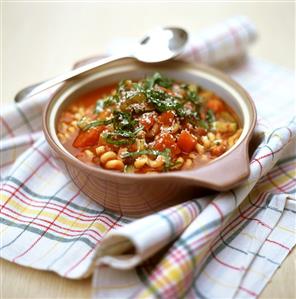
[57,73,242,173]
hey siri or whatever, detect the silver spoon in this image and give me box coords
[15,27,188,103]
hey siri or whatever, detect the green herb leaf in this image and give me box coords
[103,134,132,146]
[78,117,113,131]
[105,126,143,139]
[95,95,119,114]
[186,84,200,105]
[145,89,181,113]
[121,149,162,158]
[206,109,216,123]
[144,72,173,89]
[199,119,209,130]
[162,148,173,170]
[112,111,138,131]
[102,126,143,146]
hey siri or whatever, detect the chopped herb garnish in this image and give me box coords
[199,119,209,130]
[144,72,173,89]
[206,109,216,123]
[146,90,181,113]
[121,149,163,158]
[112,111,138,131]
[102,126,143,146]
[78,117,113,131]
[186,84,200,106]
[95,95,119,113]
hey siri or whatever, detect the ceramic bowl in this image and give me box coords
[43,58,256,217]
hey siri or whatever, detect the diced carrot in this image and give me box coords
[206,98,224,113]
[177,130,197,153]
[73,127,104,148]
[158,111,175,126]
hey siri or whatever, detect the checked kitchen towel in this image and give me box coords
[1,16,295,298]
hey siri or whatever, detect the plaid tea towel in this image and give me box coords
[1,16,295,299]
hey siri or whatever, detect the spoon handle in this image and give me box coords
[14,54,127,103]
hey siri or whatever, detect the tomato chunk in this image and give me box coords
[206,98,224,113]
[177,130,197,153]
[158,111,175,126]
[73,127,103,148]
[139,113,156,131]
[154,133,180,156]
[154,133,175,151]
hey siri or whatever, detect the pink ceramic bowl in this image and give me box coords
[43,58,256,217]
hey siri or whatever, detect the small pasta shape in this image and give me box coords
[200,154,208,161]
[195,143,205,155]
[67,126,76,133]
[207,132,215,142]
[78,107,85,114]
[100,151,117,164]
[171,157,184,169]
[201,136,211,148]
[60,122,68,133]
[150,123,159,137]
[136,130,146,139]
[147,155,164,168]
[136,139,146,151]
[84,150,94,159]
[189,152,197,159]
[171,122,180,133]
[182,159,193,169]
[74,113,82,120]
[105,159,124,171]
[228,129,242,147]
[134,155,148,169]
[71,105,78,112]
[95,146,106,156]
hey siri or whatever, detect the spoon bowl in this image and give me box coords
[14,27,188,102]
[134,27,188,63]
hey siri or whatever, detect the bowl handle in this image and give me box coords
[179,140,250,191]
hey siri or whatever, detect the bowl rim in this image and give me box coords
[43,58,257,188]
